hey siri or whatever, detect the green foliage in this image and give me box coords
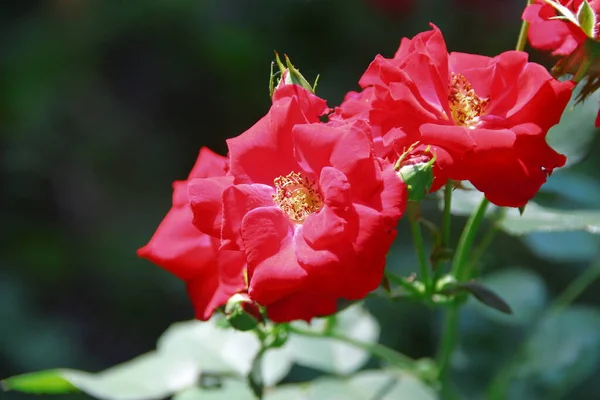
[2,305,389,399]
[499,203,600,235]
[577,0,597,38]
[265,370,438,400]
[1,370,77,394]
[285,305,379,375]
[547,80,600,166]
[512,306,600,397]
[173,381,255,400]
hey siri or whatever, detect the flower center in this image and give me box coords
[272,171,323,223]
[448,73,489,127]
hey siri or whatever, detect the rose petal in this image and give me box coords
[188,175,234,238]
[221,184,275,250]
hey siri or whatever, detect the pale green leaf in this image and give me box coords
[265,370,438,400]
[157,319,260,377]
[1,317,271,399]
[173,380,255,400]
[287,304,380,375]
[499,202,600,235]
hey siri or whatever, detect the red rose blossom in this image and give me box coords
[188,85,406,322]
[353,24,574,207]
[522,0,600,56]
[137,147,246,320]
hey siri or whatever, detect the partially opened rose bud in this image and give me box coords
[225,293,263,331]
[269,52,318,98]
[396,151,435,202]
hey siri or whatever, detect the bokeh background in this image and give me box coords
[2,1,600,399]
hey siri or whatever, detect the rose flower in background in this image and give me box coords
[339,25,573,207]
[522,0,600,56]
[523,0,600,125]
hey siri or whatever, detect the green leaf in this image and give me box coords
[577,0,597,37]
[546,80,600,166]
[1,369,77,394]
[286,304,380,375]
[541,170,600,208]
[457,281,513,315]
[157,319,259,377]
[2,352,200,400]
[473,269,548,326]
[260,344,295,387]
[499,202,600,235]
[265,370,438,400]
[63,352,197,400]
[513,306,600,395]
[158,318,293,386]
[173,380,255,400]
[1,317,279,399]
[523,231,600,262]
[248,349,264,399]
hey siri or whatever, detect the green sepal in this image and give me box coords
[578,0,597,38]
[397,156,435,202]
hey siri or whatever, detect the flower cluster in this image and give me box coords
[139,25,572,323]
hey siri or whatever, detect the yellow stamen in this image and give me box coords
[272,172,323,223]
[448,73,489,127]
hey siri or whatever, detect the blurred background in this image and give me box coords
[2,1,600,399]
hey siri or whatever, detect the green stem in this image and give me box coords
[433,182,454,282]
[551,259,600,314]
[515,0,533,52]
[463,207,507,278]
[442,182,453,248]
[437,197,490,381]
[288,325,415,370]
[408,202,432,292]
[451,199,490,281]
[436,302,460,382]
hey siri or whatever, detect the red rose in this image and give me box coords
[356,25,574,207]
[522,0,599,56]
[331,88,376,122]
[137,147,246,320]
[189,85,406,322]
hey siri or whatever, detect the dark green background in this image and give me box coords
[2,1,600,399]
